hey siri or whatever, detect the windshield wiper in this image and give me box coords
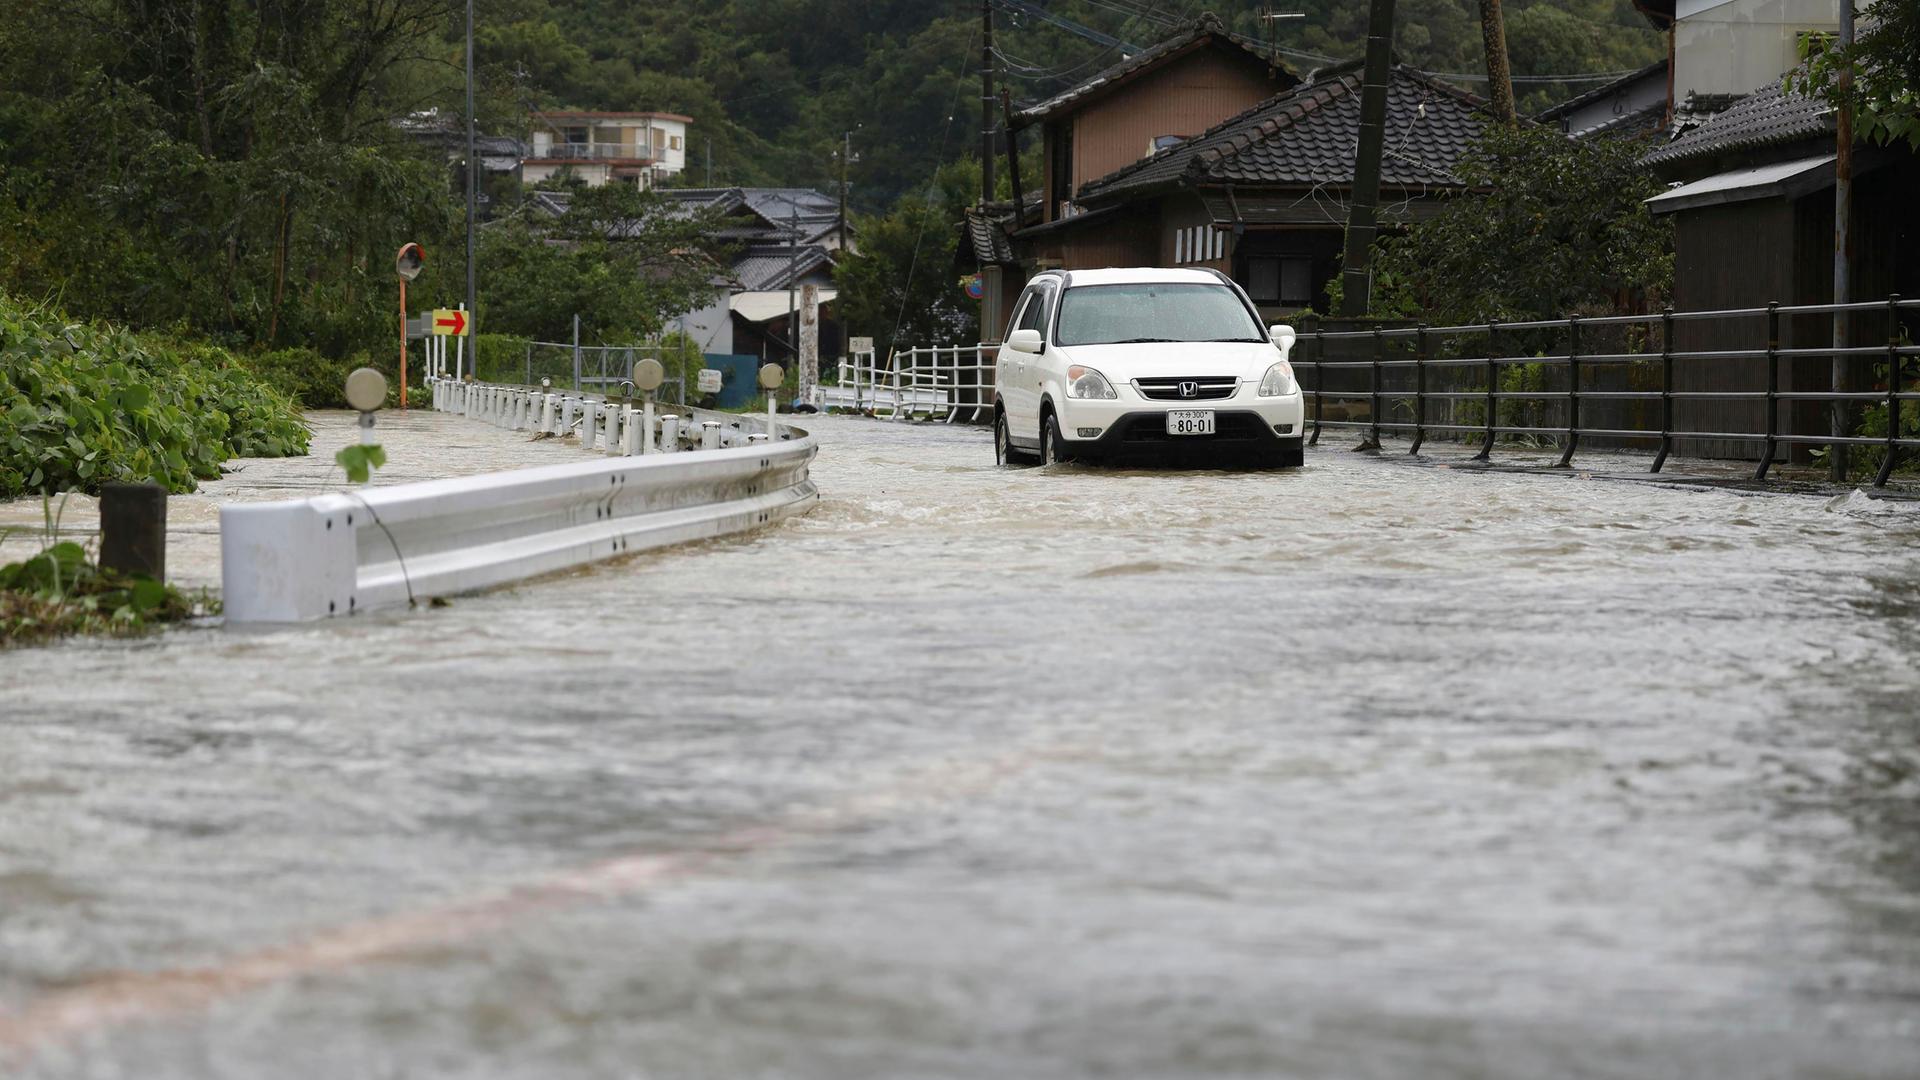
[1101,337,1178,344]
[1201,337,1266,343]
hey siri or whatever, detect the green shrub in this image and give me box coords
[0,293,310,497]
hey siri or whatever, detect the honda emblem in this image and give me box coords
[1178,381,1199,398]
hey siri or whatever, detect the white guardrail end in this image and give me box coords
[221,380,818,623]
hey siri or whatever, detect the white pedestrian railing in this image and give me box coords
[221,378,815,623]
[822,344,998,423]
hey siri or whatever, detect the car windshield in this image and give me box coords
[1054,283,1264,347]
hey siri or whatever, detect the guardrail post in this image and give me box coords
[1755,300,1780,481]
[1876,293,1903,487]
[1411,324,1429,456]
[606,406,625,456]
[1558,315,1581,468]
[1652,307,1674,473]
[1473,321,1497,461]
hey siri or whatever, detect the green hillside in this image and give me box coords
[496,0,1665,207]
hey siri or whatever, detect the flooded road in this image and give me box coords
[3,415,1919,1078]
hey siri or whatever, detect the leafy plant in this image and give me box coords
[1331,124,1673,324]
[0,292,310,497]
[334,443,387,484]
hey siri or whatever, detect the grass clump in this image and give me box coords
[0,503,212,648]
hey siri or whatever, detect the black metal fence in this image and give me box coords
[1295,296,1920,487]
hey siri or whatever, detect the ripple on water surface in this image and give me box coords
[1,416,1919,1078]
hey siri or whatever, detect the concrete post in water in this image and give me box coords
[799,284,820,410]
[100,482,167,582]
[660,416,680,453]
[701,421,722,450]
[581,401,600,450]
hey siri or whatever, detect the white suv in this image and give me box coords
[993,267,1305,468]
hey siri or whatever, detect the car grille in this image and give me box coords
[1133,376,1239,401]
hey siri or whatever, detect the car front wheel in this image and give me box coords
[1040,412,1072,466]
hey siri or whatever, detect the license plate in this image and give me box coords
[1166,410,1215,435]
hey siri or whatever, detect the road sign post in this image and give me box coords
[395,244,424,410]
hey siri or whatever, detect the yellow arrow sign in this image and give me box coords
[430,308,469,336]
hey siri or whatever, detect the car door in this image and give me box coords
[1000,285,1044,440]
[1007,282,1055,441]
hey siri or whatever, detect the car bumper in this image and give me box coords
[1052,401,1306,465]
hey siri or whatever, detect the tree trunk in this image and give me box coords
[1477,0,1516,124]
[267,192,292,345]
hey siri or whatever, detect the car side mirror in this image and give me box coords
[1007,329,1044,354]
[1269,324,1297,358]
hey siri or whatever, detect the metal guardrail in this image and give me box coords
[220,379,815,622]
[1298,296,1920,487]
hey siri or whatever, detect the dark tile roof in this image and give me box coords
[1642,81,1833,169]
[1537,59,1667,122]
[964,208,1016,264]
[1012,12,1292,128]
[734,244,835,291]
[1573,100,1668,142]
[1077,61,1490,202]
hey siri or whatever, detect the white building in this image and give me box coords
[523,111,691,188]
[1634,0,1863,104]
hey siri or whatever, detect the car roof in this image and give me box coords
[1046,267,1228,287]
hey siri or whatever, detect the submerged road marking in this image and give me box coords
[0,740,1079,1065]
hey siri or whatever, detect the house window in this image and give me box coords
[1247,257,1315,305]
[670,135,683,151]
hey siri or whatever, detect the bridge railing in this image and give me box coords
[1295,295,1920,486]
[891,344,997,424]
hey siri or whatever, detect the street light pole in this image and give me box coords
[464,0,478,346]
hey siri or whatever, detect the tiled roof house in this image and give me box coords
[1012,59,1493,318]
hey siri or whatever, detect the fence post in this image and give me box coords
[1474,321,1497,461]
[1876,293,1903,487]
[1309,328,1325,447]
[1558,315,1582,468]
[525,341,532,386]
[1755,301,1780,481]
[1361,327,1383,451]
[1411,324,1429,455]
[1652,307,1674,473]
[571,314,582,393]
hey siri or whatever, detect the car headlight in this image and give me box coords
[1258,360,1297,397]
[1066,365,1117,400]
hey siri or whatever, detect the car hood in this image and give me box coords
[1052,341,1285,381]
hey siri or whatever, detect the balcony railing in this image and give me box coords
[528,142,656,162]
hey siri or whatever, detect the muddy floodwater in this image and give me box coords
[3,415,1919,1078]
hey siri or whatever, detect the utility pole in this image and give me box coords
[981,0,996,204]
[786,203,799,360]
[1476,0,1515,123]
[839,130,851,250]
[1831,1,1854,482]
[706,136,713,186]
[464,0,478,344]
[1340,0,1396,319]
